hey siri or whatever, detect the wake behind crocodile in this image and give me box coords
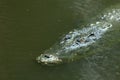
[36,6,120,65]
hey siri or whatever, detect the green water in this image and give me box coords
[1,0,120,80]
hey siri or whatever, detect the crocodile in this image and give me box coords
[36,7,120,65]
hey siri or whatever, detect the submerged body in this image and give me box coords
[36,8,120,65]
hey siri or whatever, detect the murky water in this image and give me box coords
[1,0,120,80]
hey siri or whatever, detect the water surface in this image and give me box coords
[1,0,120,80]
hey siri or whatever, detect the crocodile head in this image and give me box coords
[36,54,62,65]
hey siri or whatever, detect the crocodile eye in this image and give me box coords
[44,55,50,58]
